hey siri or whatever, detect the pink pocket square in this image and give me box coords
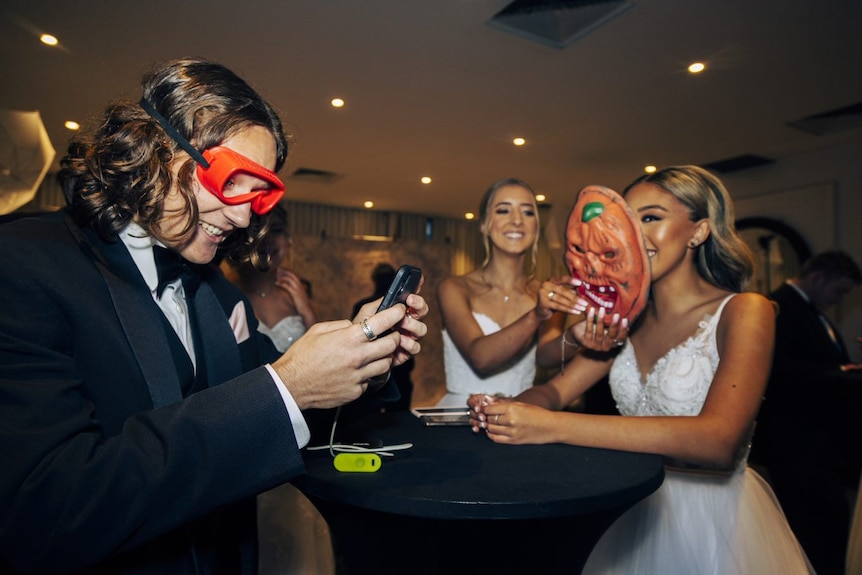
[228,301,251,343]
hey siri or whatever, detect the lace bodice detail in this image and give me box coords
[258,315,306,353]
[609,295,736,417]
[442,312,536,398]
[609,295,752,471]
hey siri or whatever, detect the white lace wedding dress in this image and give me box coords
[435,312,536,407]
[583,295,814,574]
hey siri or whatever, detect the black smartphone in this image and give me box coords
[376,265,422,312]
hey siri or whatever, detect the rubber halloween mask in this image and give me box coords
[565,185,650,324]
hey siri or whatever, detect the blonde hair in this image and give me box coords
[624,165,754,292]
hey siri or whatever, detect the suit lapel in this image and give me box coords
[191,275,243,386]
[71,218,184,408]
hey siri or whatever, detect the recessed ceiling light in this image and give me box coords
[644,165,657,173]
[513,137,526,146]
[64,121,80,131]
[688,62,706,74]
[331,98,345,108]
[465,212,475,220]
[363,200,374,209]
[535,194,546,202]
[40,34,58,46]
[420,176,432,184]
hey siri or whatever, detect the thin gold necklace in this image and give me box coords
[481,270,522,304]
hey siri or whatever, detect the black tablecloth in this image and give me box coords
[294,411,664,574]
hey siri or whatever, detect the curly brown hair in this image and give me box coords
[59,57,289,268]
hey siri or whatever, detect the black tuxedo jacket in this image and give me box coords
[770,282,849,371]
[0,211,305,574]
[755,282,859,474]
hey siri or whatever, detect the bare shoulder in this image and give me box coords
[723,291,775,318]
[438,273,484,310]
[438,274,469,296]
[717,291,776,342]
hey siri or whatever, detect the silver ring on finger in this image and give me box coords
[361,318,377,342]
[548,291,555,300]
[495,414,500,424]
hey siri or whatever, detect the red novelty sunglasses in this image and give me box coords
[140,98,285,215]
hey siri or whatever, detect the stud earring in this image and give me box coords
[688,241,698,248]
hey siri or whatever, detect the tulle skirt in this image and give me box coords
[583,466,815,575]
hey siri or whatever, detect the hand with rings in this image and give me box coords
[538,277,589,317]
[352,290,429,370]
[360,318,377,341]
[467,393,511,433]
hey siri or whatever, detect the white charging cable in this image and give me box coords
[306,405,413,458]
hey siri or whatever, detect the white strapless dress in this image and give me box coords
[583,295,814,574]
[258,315,306,353]
[436,312,536,407]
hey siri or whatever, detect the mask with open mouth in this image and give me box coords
[565,185,650,325]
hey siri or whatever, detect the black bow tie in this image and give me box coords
[153,245,202,298]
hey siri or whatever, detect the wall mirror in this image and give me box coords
[736,217,811,295]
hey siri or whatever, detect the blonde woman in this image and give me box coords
[436,178,580,407]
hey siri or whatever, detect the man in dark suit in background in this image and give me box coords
[753,250,861,575]
[0,58,428,575]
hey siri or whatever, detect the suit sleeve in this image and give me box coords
[0,246,306,572]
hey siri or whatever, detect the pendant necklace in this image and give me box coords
[258,280,275,298]
[482,270,519,304]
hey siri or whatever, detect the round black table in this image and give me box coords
[294,410,664,574]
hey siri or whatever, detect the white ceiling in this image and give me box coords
[2,0,862,228]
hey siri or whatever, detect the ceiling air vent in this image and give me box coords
[487,0,634,49]
[287,167,342,184]
[702,154,775,174]
[787,101,862,136]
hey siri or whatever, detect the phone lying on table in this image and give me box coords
[412,406,472,427]
[376,265,422,312]
[419,413,471,427]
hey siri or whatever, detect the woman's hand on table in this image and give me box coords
[468,393,508,432]
[471,398,559,445]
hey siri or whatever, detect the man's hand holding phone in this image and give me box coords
[354,265,427,390]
